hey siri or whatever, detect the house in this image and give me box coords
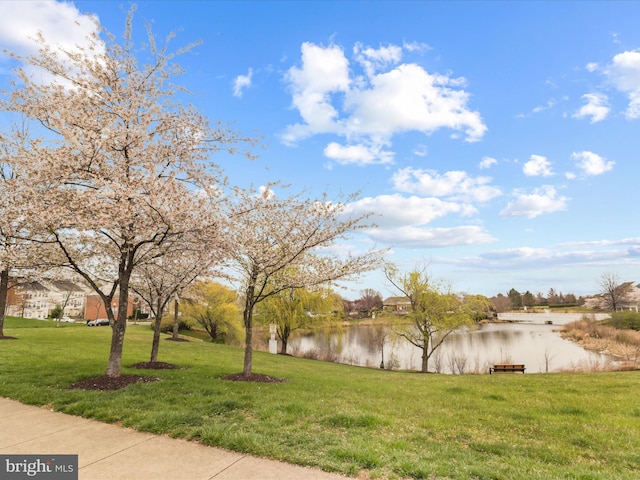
[382,296,412,313]
[7,281,50,319]
[84,294,137,321]
[6,280,92,319]
[5,277,146,321]
[584,281,640,311]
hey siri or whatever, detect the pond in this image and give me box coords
[286,317,616,374]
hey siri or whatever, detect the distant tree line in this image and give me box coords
[490,288,586,312]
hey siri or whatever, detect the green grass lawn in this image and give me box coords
[1,317,639,480]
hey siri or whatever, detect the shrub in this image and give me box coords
[155,316,193,333]
[606,311,640,331]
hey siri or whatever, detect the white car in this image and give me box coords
[60,316,75,323]
[87,318,110,326]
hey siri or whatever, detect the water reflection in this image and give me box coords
[288,321,615,373]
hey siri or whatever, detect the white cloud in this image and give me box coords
[0,1,99,59]
[257,185,276,199]
[573,92,610,123]
[523,154,554,177]
[402,41,431,53]
[281,42,351,144]
[480,247,551,262]
[342,166,501,248]
[340,191,498,248]
[476,245,628,269]
[586,62,599,72]
[281,41,486,158]
[500,186,568,218]
[562,237,640,248]
[343,63,486,141]
[479,156,497,169]
[367,225,495,248]
[391,167,502,203]
[232,68,253,98]
[412,144,428,157]
[323,142,394,166]
[353,43,403,77]
[532,99,556,114]
[571,151,614,176]
[0,1,102,86]
[441,239,640,276]
[344,194,465,228]
[604,50,640,119]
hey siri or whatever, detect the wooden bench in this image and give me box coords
[489,364,525,374]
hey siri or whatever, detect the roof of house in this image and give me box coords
[382,296,411,306]
[49,280,86,292]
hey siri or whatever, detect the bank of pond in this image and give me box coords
[281,315,620,374]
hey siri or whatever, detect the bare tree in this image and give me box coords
[226,184,384,378]
[489,293,511,313]
[358,288,383,316]
[599,272,632,311]
[2,8,250,376]
[52,286,73,327]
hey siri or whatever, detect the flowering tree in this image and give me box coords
[226,184,384,378]
[0,223,31,338]
[0,125,51,338]
[1,9,250,376]
[130,237,222,363]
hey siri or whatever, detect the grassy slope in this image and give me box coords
[1,317,639,480]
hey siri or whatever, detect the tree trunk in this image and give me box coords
[172,298,179,340]
[106,260,133,378]
[243,306,253,376]
[280,325,290,355]
[0,269,9,338]
[150,296,164,363]
[106,315,126,377]
[242,271,258,377]
[421,338,429,373]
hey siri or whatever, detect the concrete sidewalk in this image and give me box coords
[0,397,348,480]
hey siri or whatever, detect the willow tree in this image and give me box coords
[181,280,242,343]
[227,184,383,378]
[2,8,250,377]
[384,264,477,373]
[259,282,342,355]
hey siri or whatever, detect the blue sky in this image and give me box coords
[2,1,640,300]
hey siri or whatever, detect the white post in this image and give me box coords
[268,323,277,354]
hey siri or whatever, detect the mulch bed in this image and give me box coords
[67,370,285,390]
[221,372,288,383]
[68,374,160,391]
[67,362,185,391]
